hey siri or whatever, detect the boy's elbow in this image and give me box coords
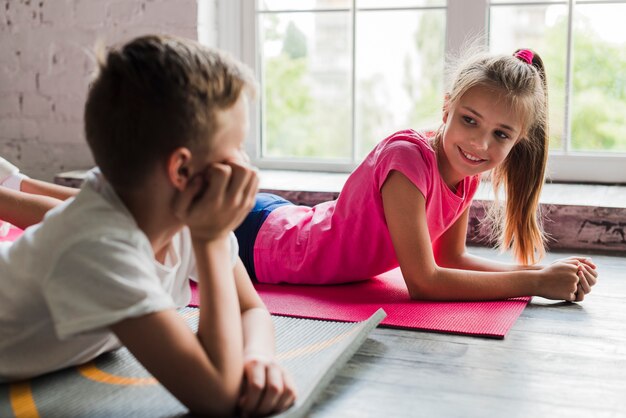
[186,386,239,417]
[180,370,242,417]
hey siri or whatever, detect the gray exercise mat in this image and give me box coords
[0,307,386,417]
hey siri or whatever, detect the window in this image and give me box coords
[246,0,448,171]
[489,0,626,183]
[216,0,626,183]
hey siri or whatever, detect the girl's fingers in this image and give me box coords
[585,264,599,279]
[580,257,597,269]
[575,283,585,302]
[568,256,596,270]
[557,258,580,268]
[577,268,591,294]
[580,264,597,289]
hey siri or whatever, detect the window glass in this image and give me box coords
[355,9,445,158]
[490,0,563,3]
[490,4,568,150]
[571,3,626,152]
[260,12,353,159]
[357,0,445,8]
[259,0,350,12]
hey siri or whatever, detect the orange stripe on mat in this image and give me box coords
[10,381,40,418]
[78,362,157,386]
[277,326,359,360]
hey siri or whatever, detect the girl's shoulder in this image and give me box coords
[374,129,436,161]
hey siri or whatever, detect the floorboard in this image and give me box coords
[307,248,626,418]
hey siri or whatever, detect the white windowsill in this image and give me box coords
[55,168,626,208]
[259,169,626,208]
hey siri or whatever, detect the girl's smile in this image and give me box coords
[457,145,487,165]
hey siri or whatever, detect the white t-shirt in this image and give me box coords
[0,170,238,382]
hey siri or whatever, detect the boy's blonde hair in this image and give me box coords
[435,49,549,265]
[84,34,256,191]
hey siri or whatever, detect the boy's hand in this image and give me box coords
[238,354,297,417]
[174,161,258,242]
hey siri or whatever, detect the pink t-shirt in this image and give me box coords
[254,129,481,284]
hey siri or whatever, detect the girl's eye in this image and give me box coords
[462,116,476,125]
[494,130,510,140]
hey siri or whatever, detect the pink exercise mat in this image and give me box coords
[190,268,530,339]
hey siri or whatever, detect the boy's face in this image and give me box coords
[204,93,250,166]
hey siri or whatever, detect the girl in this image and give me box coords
[236,49,598,302]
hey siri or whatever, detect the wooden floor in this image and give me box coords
[307,247,626,418]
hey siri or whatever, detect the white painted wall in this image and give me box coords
[0,0,217,181]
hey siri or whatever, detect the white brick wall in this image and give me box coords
[0,0,217,181]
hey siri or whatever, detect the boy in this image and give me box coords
[0,35,295,417]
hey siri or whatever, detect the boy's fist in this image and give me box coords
[174,161,258,242]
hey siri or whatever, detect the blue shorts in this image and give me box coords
[234,193,293,280]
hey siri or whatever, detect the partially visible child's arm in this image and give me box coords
[20,178,79,201]
[0,187,63,229]
[432,207,597,273]
[0,176,77,229]
[382,171,598,302]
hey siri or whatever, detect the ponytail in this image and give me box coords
[490,50,549,265]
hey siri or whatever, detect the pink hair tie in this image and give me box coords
[514,49,534,65]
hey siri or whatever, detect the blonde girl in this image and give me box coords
[234,49,598,302]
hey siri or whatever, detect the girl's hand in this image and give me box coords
[554,256,597,271]
[174,161,258,243]
[539,257,598,301]
[552,257,598,302]
[238,354,297,417]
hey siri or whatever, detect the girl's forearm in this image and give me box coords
[405,266,540,301]
[192,238,244,391]
[442,251,543,273]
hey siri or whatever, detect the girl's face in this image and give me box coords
[438,85,524,190]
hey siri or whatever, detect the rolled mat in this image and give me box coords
[0,307,385,418]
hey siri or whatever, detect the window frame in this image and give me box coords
[216,0,626,183]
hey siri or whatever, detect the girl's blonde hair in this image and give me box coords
[435,49,549,265]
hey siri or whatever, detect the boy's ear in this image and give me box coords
[442,93,451,123]
[167,147,193,191]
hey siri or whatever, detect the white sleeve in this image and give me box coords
[43,236,176,340]
[188,231,240,282]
